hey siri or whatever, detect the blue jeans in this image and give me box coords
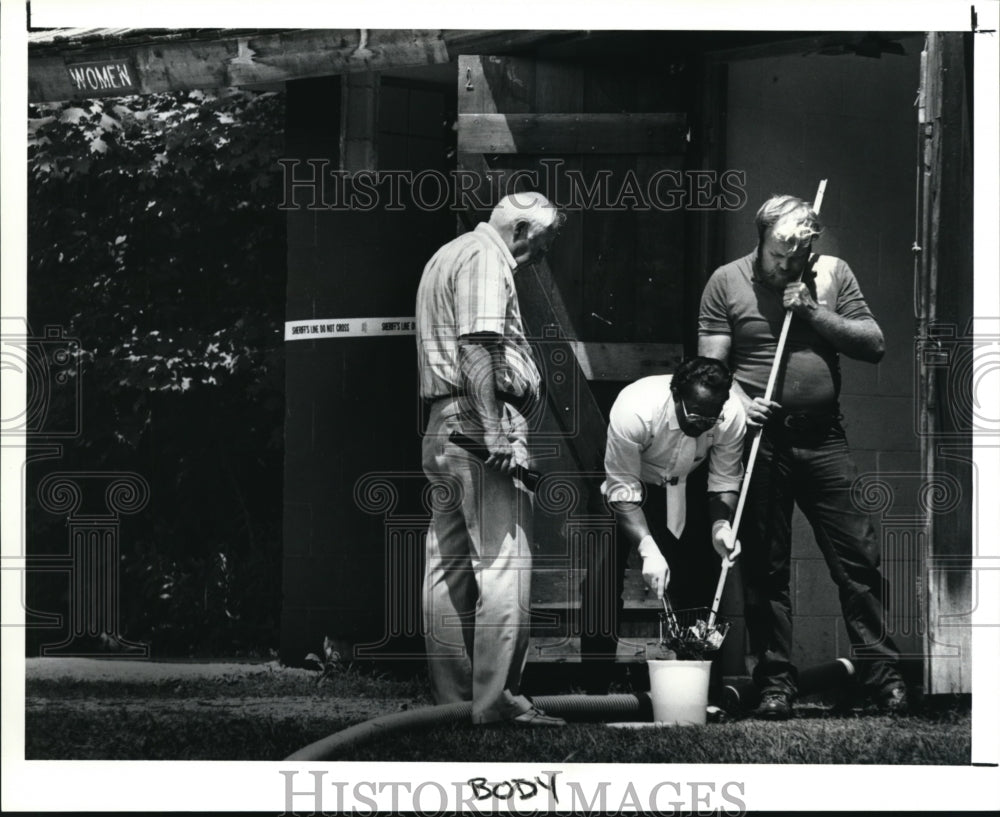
[741,418,902,696]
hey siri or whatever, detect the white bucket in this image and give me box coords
[647,659,712,726]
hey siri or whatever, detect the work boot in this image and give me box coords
[754,690,792,721]
[878,682,909,715]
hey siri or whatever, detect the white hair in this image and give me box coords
[489,191,564,233]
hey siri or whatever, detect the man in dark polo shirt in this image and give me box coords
[698,194,908,719]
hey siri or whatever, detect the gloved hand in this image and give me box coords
[712,520,741,564]
[638,535,669,599]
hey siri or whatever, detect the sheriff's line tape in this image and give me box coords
[284,317,416,341]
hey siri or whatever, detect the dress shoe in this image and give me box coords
[754,690,792,721]
[510,707,567,727]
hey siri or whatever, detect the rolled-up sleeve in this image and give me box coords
[707,398,746,494]
[602,396,648,504]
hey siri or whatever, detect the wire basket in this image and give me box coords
[655,604,730,661]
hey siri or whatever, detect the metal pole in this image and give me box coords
[708,179,827,629]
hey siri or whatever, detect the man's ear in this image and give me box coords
[512,220,530,241]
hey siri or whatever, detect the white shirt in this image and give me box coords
[602,374,746,537]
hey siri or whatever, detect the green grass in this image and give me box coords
[26,706,352,760]
[24,662,971,763]
[345,709,970,764]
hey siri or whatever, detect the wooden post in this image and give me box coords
[340,71,379,173]
[917,33,974,696]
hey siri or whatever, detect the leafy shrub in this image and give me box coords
[26,89,286,657]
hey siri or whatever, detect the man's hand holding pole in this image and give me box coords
[712,519,741,564]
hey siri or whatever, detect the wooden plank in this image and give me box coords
[516,261,609,474]
[455,55,537,220]
[533,61,584,114]
[444,30,578,59]
[532,64,586,332]
[340,72,379,173]
[29,28,449,102]
[686,56,729,344]
[635,154,687,343]
[926,553,972,693]
[571,342,684,381]
[529,567,683,611]
[457,112,688,154]
[458,54,535,115]
[582,155,637,343]
[526,636,659,663]
[919,33,973,696]
[581,68,637,344]
[705,31,912,63]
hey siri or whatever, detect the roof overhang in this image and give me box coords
[27,28,579,102]
[28,27,915,103]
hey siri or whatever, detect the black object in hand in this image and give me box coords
[448,430,541,492]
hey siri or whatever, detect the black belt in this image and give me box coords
[769,407,841,433]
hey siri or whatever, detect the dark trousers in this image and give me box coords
[741,419,902,696]
[579,466,716,660]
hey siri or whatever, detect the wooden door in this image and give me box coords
[456,54,695,658]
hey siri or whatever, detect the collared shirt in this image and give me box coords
[698,249,875,409]
[416,222,540,402]
[602,375,746,537]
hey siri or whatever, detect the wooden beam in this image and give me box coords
[443,30,579,58]
[29,28,449,102]
[704,31,912,63]
[571,342,683,382]
[457,112,688,155]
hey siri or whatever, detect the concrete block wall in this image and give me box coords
[720,37,926,675]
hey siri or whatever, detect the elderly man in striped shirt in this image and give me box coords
[415,192,566,727]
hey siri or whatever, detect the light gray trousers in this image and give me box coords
[421,398,534,724]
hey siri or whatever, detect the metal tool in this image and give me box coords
[707,179,828,630]
[658,598,730,661]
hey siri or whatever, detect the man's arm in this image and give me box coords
[611,500,654,547]
[708,492,741,563]
[458,335,515,474]
[706,397,744,562]
[604,392,669,598]
[708,492,738,527]
[697,332,731,363]
[609,500,670,599]
[783,284,885,362]
[699,333,781,428]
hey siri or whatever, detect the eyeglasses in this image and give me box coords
[680,398,724,426]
